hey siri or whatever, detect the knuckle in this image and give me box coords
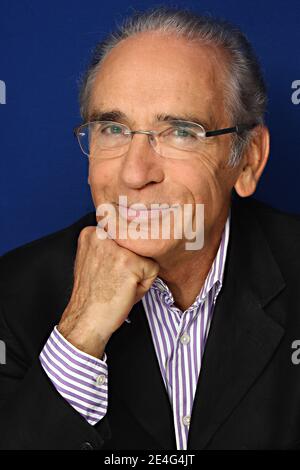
[78,226,93,243]
[118,251,130,267]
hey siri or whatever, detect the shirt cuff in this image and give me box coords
[39,326,108,426]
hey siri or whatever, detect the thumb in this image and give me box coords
[134,260,159,303]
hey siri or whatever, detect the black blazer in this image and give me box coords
[1,194,300,450]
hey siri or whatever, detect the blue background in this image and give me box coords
[1,0,300,255]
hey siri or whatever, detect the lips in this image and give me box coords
[117,204,178,221]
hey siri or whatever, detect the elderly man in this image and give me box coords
[0,7,300,450]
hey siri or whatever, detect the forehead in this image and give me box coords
[89,32,227,125]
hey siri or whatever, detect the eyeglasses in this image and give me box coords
[73,120,256,160]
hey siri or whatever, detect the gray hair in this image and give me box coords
[79,6,267,167]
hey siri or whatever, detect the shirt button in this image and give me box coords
[96,374,106,386]
[180,332,190,345]
[182,415,191,426]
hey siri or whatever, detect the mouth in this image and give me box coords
[116,203,180,221]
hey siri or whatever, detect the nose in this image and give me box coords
[119,133,164,190]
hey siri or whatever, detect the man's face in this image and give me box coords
[87,32,243,260]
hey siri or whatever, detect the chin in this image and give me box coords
[112,237,174,259]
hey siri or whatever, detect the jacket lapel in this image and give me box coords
[187,196,286,449]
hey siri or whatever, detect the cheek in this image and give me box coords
[180,158,222,201]
[88,161,117,187]
[88,163,118,206]
[188,172,231,221]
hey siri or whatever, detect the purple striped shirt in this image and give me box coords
[142,211,230,449]
[40,210,230,449]
[40,326,108,425]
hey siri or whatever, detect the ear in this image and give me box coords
[234,125,270,197]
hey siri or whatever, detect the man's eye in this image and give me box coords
[172,128,195,138]
[101,125,124,135]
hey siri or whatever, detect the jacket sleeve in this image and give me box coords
[0,304,111,450]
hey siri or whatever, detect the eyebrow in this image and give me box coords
[88,109,214,130]
[157,113,213,129]
[89,110,127,123]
